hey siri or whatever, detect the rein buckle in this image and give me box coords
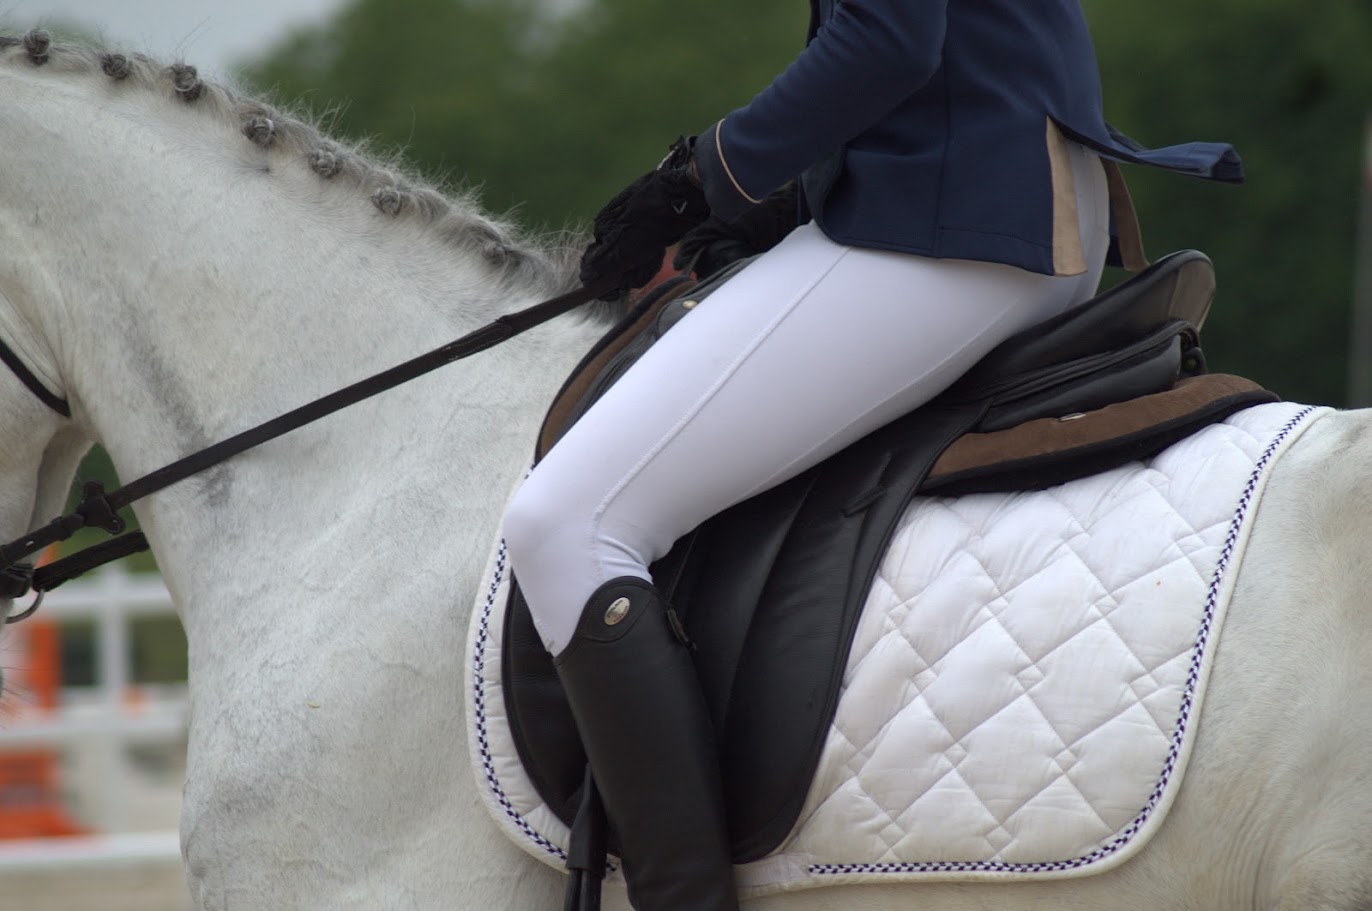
[74,481,126,535]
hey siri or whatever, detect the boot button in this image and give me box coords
[604,597,632,626]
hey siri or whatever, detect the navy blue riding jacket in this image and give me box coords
[692,0,1243,276]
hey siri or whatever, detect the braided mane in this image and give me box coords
[0,29,578,295]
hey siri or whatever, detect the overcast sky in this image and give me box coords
[2,0,349,77]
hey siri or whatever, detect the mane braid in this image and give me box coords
[0,30,588,303]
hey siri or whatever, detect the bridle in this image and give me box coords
[0,335,69,621]
[0,335,70,418]
[0,280,613,624]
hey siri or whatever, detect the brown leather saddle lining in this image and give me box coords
[926,373,1268,492]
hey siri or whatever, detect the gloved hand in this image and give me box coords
[579,137,710,300]
[673,182,801,280]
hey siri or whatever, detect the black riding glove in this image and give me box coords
[579,137,710,300]
[673,182,801,280]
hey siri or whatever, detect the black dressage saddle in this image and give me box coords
[502,250,1276,862]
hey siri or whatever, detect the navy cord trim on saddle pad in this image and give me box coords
[473,541,569,863]
[808,406,1316,879]
[471,540,618,873]
[470,407,1316,883]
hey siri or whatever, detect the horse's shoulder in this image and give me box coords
[1300,406,1372,449]
[1265,407,1372,503]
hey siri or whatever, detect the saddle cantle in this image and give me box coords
[503,250,1276,862]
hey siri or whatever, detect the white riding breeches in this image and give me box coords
[505,143,1111,656]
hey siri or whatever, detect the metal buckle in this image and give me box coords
[6,588,44,625]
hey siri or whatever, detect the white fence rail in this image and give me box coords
[0,566,185,871]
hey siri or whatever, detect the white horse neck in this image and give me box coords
[0,44,621,907]
[0,46,601,602]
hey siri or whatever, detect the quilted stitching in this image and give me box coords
[466,403,1323,893]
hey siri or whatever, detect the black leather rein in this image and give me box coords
[0,336,71,418]
[0,280,613,623]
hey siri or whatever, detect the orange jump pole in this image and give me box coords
[0,546,89,838]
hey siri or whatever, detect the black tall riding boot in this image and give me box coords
[554,577,739,911]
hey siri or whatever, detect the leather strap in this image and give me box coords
[0,336,70,417]
[0,280,614,584]
[562,768,609,911]
[31,533,150,592]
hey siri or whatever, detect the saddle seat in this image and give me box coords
[503,249,1276,862]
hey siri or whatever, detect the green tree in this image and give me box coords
[239,0,802,229]
[511,0,805,223]
[1083,0,1372,404]
[245,0,547,218]
[239,0,1372,404]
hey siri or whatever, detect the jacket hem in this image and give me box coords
[814,220,1057,277]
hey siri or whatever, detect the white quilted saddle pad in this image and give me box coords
[466,401,1325,897]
